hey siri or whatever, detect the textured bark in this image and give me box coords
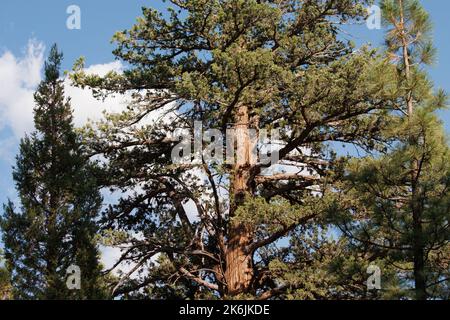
[225,104,256,296]
[225,222,254,296]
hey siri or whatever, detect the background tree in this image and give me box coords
[72,0,396,299]
[331,0,450,300]
[0,45,106,300]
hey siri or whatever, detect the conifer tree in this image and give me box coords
[332,0,450,300]
[0,45,106,300]
[71,0,397,299]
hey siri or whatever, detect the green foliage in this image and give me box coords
[0,252,12,300]
[332,110,450,299]
[382,0,435,65]
[329,0,450,300]
[67,0,415,300]
[0,0,443,301]
[0,45,108,300]
[0,0,444,301]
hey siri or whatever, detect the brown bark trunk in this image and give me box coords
[225,104,256,296]
[225,222,254,296]
[399,0,414,117]
[399,0,427,300]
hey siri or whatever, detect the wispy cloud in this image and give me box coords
[0,39,44,138]
[0,40,128,157]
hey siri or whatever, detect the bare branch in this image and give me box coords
[179,267,219,291]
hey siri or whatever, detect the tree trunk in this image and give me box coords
[411,167,427,300]
[412,203,427,300]
[225,104,256,296]
[399,0,414,117]
[398,0,427,299]
[225,222,254,296]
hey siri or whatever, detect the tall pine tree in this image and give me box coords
[0,45,106,300]
[71,0,396,299]
[331,0,450,300]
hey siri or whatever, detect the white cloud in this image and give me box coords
[0,40,128,139]
[65,61,129,127]
[0,39,44,137]
[100,245,123,271]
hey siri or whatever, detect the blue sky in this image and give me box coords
[0,0,449,239]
